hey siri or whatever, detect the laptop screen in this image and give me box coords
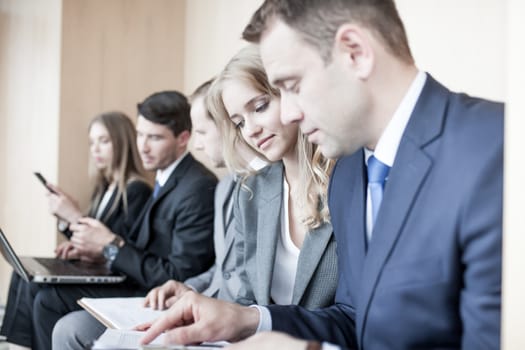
[0,227,32,282]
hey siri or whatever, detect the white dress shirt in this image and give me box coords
[155,151,189,187]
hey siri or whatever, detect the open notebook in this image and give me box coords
[0,227,125,284]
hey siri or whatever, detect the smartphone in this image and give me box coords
[34,172,58,194]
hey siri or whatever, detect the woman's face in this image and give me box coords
[89,121,113,171]
[221,78,298,162]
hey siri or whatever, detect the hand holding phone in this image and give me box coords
[34,172,58,194]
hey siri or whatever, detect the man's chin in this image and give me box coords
[319,144,344,160]
[142,164,157,171]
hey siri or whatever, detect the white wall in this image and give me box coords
[397,0,506,101]
[502,0,525,348]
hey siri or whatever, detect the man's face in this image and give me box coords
[190,96,225,168]
[136,115,184,171]
[260,20,370,158]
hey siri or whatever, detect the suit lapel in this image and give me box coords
[292,222,333,304]
[357,75,449,340]
[216,176,236,267]
[97,187,117,221]
[330,153,367,287]
[135,154,194,248]
[255,163,284,305]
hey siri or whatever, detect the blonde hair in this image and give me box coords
[207,44,333,228]
[88,111,149,220]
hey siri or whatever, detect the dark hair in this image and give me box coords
[242,0,413,64]
[137,90,192,137]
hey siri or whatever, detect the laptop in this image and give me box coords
[0,227,126,284]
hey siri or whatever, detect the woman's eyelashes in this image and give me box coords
[234,119,245,129]
[231,95,271,129]
[254,98,269,113]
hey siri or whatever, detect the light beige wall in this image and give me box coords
[58,0,185,212]
[184,0,263,176]
[0,0,62,303]
[502,0,525,348]
[0,0,186,301]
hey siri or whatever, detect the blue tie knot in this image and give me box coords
[367,156,390,185]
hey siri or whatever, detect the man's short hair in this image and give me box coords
[137,90,192,137]
[189,78,215,122]
[242,0,413,64]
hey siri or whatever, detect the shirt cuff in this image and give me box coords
[249,305,272,332]
[322,343,341,350]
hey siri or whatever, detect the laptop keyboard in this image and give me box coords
[33,258,85,275]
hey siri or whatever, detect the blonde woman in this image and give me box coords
[141,44,338,346]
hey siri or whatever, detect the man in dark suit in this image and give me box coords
[141,1,502,350]
[50,81,241,350]
[0,90,217,350]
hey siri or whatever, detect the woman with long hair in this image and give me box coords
[206,44,337,309]
[49,111,152,260]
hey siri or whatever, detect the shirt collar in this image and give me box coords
[155,151,189,186]
[365,71,427,166]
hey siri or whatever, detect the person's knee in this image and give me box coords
[52,312,85,350]
[32,288,56,319]
[52,311,105,350]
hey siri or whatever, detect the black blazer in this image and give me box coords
[113,153,218,291]
[60,180,152,239]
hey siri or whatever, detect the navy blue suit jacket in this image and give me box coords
[268,75,503,350]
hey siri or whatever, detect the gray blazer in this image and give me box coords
[184,175,241,301]
[234,162,338,309]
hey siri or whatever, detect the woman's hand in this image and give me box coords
[46,183,82,224]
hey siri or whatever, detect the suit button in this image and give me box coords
[223,272,231,280]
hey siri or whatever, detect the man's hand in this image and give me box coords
[140,291,260,346]
[226,332,309,350]
[69,217,115,259]
[143,280,192,310]
[55,241,80,260]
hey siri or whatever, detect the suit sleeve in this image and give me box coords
[268,266,357,348]
[113,177,216,290]
[459,133,502,350]
[184,263,217,293]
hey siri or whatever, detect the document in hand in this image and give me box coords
[77,297,165,329]
[92,329,224,349]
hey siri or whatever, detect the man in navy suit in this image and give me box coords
[141,1,503,349]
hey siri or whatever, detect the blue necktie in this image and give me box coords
[153,181,162,199]
[367,156,390,230]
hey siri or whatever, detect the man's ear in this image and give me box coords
[333,24,374,79]
[176,130,191,148]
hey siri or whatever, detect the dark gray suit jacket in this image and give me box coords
[184,175,241,301]
[234,162,338,309]
[113,153,218,291]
